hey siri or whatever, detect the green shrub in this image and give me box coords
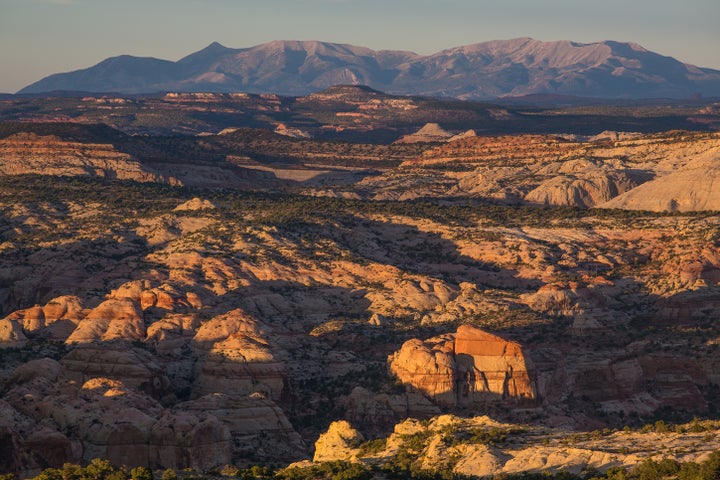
[356,437,387,456]
[160,470,177,480]
[129,467,153,480]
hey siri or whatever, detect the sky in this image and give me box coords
[1,0,719,93]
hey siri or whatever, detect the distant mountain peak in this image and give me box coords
[18,39,720,99]
[178,41,235,64]
[196,41,232,55]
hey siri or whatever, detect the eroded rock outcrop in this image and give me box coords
[395,123,454,144]
[313,420,363,462]
[181,393,305,462]
[61,345,171,399]
[65,298,145,343]
[568,354,709,415]
[389,325,536,409]
[525,171,638,207]
[173,197,217,212]
[191,309,286,400]
[304,414,720,477]
[601,165,720,212]
[388,335,457,407]
[0,318,27,348]
[110,280,199,312]
[343,386,441,434]
[0,133,176,184]
[522,281,628,335]
[454,325,536,406]
[3,295,86,340]
[0,359,232,474]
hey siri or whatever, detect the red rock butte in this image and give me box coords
[389,325,537,409]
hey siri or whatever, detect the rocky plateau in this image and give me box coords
[0,96,719,478]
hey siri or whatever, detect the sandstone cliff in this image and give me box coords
[601,165,720,211]
[389,326,536,409]
[0,133,175,184]
[524,170,638,207]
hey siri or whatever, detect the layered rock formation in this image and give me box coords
[65,298,145,343]
[0,274,307,474]
[524,170,638,207]
[350,131,720,210]
[342,386,440,434]
[180,394,305,461]
[388,335,457,407]
[3,296,86,340]
[3,144,720,476]
[309,414,720,477]
[191,309,286,401]
[0,133,174,184]
[1,351,303,474]
[453,325,536,405]
[61,345,172,399]
[0,318,26,347]
[389,326,536,409]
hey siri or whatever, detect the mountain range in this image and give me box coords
[18,38,720,99]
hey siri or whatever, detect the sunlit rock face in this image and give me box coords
[601,165,720,212]
[65,298,145,343]
[389,325,536,409]
[388,335,458,408]
[189,308,287,401]
[453,325,536,406]
[0,133,174,183]
[313,420,363,462]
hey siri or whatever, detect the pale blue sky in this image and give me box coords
[1,0,718,93]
